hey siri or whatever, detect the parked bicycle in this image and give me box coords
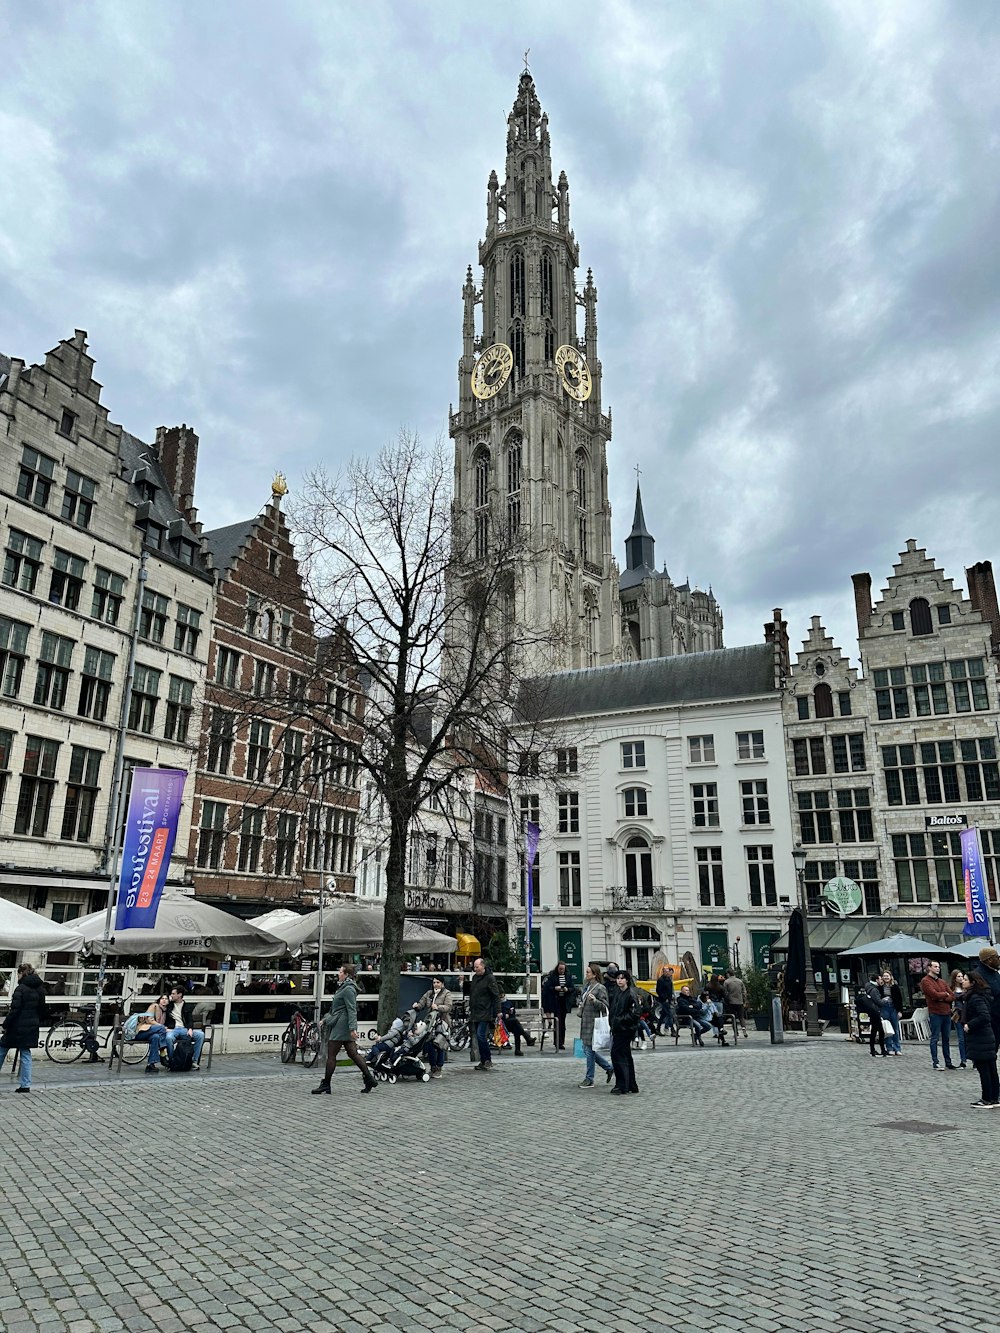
[280,1007,321,1067]
[45,996,144,1066]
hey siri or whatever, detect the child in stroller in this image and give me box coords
[367,1011,433,1083]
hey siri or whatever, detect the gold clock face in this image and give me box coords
[555,345,592,401]
[471,343,513,400]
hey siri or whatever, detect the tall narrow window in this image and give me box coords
[541,250,555,362]
[60,746,102,842]
[164,675,194,743]
[128,665,161,734]
[17,447,55,508]
[15,736,60,837]
[509,250,525,317]
[510,321,525,378]
[275,813,298,876]
[506,433,522,538]
[91,567,125,625]
[576,450,588,559]
[0,616,30,699]
[237,808,265,873]
[206,709,235,775]
[34,632,74,710]
[3,530,43,594]
[197,801,228,870]
[78,646,115,721]
[910,597,933,636]
[62,470,96,529]
[49,549,87,610]
[814,683,834,718]
[624,836,653,896]
[474,449,490,561]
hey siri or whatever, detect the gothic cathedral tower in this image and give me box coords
[449,72,621,675]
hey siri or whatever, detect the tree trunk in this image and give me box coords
[378,812,408,1029]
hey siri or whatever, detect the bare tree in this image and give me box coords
[286,431,566,1025]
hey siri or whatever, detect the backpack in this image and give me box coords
[169,1033,194,1072]
[123,1013,142,1041]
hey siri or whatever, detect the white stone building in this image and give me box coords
[0,333,213,931]
[511,623,794,984]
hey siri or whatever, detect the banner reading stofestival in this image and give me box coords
[961,826,991,940]
[115,768,188,931]
[525,820,541,942]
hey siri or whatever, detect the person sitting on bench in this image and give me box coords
[136,995,169,1074]
[676,986,712,1045]
[500,994,537,1056]
[164,986,205,1069]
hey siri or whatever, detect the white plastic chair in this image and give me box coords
[901,1007,930,1042]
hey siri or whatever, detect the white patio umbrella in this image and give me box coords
[266,899,457,955]
[248,908,307,935]
[945,937,993,959]
[837,932,952,959]
[0,897,86,951]
[72,894,286,958]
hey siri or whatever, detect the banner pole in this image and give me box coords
[93,549,148,1043]
[975,826,998,946]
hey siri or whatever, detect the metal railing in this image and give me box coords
[607,886,672,912]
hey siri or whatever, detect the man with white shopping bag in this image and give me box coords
[577,963,614,1088]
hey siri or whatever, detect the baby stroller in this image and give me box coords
[364,1016,407,1081]
[376,1011,433,1083]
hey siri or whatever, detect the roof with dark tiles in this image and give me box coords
[202,518,259,579]
[515,642,776,721]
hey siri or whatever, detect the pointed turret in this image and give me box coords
[621,483,656,589]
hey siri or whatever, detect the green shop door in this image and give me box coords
[557,929,584,987]
[699,929,730,978]
[750,930,779,972]
[516,928,541,972]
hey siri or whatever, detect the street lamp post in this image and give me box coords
[792,843,822,1036]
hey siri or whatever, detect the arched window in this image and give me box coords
[509,250,525,318]
[474,450,490,560]
[910,597,933,636]
[506,433,522,538]
[623,787,648,817]
[576,450,588,559]
[621,923,661,982]
[624,835,653,897]
[814,682,834,718]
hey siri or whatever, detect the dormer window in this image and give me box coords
[909,598,933,636]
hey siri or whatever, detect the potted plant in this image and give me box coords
[742,965,772,1031]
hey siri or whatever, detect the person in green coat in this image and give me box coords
[312,964,376,1094]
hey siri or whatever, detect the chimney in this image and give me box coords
[154,424,199,522]
[851,572,873,638]
[764,607,789,687]
[966,560,1000,656]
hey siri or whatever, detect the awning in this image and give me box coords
[769,914,968,956]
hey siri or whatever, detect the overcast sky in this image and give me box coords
[3,1,999,661]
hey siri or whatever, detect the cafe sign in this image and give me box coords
[822,876,863,917]
[404,886,470,913]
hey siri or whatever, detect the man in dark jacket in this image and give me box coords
[0,963,48,1092]
[469,958,500,1072]
[973,946,1000,1053]
[654,970,676,1036]
[163,985,206,1069]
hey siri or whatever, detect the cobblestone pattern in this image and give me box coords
[0,1036,989,1331]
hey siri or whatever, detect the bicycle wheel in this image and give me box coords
[45,1021,86,1064]
[302,1023,321,1068]
[119,1036,149,1066]
[279,1026,296,1065]
[449,1024,470,1051]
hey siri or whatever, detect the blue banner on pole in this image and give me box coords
[525,820,540,938]
[961,827,991,938]
[115,768,187,931]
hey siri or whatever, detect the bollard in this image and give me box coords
[769,993,784,1044]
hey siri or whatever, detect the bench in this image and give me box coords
[111,1013,215,1073]
[674,1013,738,1046]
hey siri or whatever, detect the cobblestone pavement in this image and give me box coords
[1,1032,992,1332]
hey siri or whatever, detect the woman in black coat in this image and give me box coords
[0,963,48,1092]
[541,962,575,1051]
[609,971,640,1096]
[855,984,887,1058]
[963,973,999,1108]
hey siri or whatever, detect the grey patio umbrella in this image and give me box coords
[944,937,993,959]
[0,897,86,952]
[73,894,286,958]
[837,932,952,959]
[268,899,457,955]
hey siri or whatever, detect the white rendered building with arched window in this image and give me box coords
[511,623,795,983]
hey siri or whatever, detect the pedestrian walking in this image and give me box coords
[541,961,575,1051]
[0,963,48,1092]
[312,964,376,1095]
[470,957,500,1072]
[722,970,748,1029]
[972,947,1000,1053]
[609,971,640,1095]
[963,973,1000,1108]
[577,963,613,1088]
[412,975,452,1079]
[919,962,956,1070]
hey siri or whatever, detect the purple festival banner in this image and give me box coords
[115,768,188,931]
[961,826,991,939]
[525,820,540,942]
